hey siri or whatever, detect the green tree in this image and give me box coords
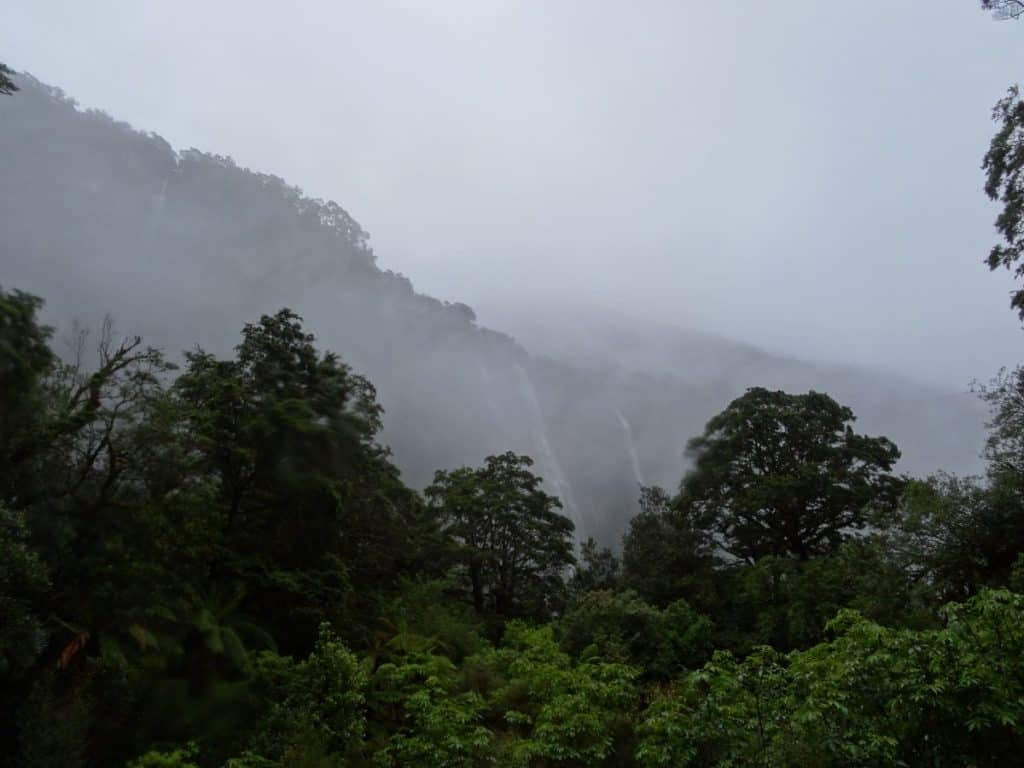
[637,590,1024,767]
[884,474,1015,601]
[621,485,717,609]
[866,369,1024,601]
[983,86,1024,318]
[0,504,49,679]
[0,288,55,502]
[247,624,368,767]
[681,388,903,563]
[176,309,432,652]
[559,590,713,679]
[370,651,490,768]
[977,366,1024,484]
[426,452,575,621]
[126,743,200,768]
[488,622,639,767]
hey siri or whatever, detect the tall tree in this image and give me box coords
[983,86,1024,318]
[176,309,432,651]
[426,452,575,620]
[0,288,54,499]
[680,388,903,563]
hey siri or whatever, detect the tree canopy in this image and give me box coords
[983,86,1024,318]
[680,387,903,562]
[426,452,575,622]
[1,257,1023,768]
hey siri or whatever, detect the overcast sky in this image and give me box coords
[4,1,1024,386]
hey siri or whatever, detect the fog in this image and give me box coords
[2,3,1022,544]
[5,1,1023,385]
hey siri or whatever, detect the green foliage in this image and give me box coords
[885,474,1005,601]
[707,540,938,653]
[426,452,576,621]
[371,653,490,768]
[560,590,713,679]
[126,743,201,768]
[637,647,789,767]
[490,622,640,766]
[249,624,368,766]
[0,504,49,678]
[621,486,717,610]
[638,589,1024,767]
[221,754,280,768]
[2,45,1024,764]
[176,309,432,654]
[0,287,54,501]
[984,85,1024,318]
[3,285,1024,768]
[373,577,487,663]
[681,387,903,562]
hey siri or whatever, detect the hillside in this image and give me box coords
[0,74,987,544]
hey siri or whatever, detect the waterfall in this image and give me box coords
[512,361,582,531]
[475,355,508,432]
[615,408,645,487]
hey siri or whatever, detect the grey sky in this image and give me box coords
[4,0,1023,386]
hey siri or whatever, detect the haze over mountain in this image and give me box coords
[6,1,1023,389]
[0,75,989,544]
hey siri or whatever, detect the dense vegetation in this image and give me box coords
[2,278,1024,767]
[4,9,1024,762]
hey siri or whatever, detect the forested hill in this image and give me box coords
[0,74,986,543]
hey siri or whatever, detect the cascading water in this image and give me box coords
[615,408,645,487]
[512,360,582,533]
[475,353,509,432]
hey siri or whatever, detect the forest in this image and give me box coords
[4,268,1024,767]
[5,4,1024,767]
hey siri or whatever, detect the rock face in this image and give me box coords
[0,75,987,545]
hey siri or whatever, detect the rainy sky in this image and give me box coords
[4,0,1024,386]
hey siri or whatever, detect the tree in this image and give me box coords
[425,452,575,621]
[982,0,1024,20]
[681,388,903,563]
[0,63,17,95]
[884,474,1024,602]
[976,366,1024,484]
[568,537,620,598]
[875,369,1024,599]
[245,624,368,766]
[637,590,1024,767]
[559,589,713,678]
[622,485,717,609]
[488,622,639,766]
[983,86,1024,319]
[0,288,55,499]
[0,504,49,679]
[175,309,431,652]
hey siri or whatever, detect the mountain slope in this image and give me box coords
[0,75,987,544]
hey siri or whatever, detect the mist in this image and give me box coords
[4,0,1023,386]
[9,8,1024,758]
[4,3,1023,545]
